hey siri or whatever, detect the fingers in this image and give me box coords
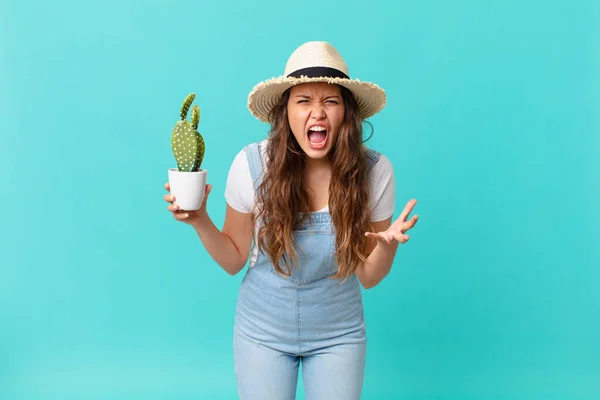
[399,231,411,242]
[399,199,418,222]
[173,211,190,221]
[164,193,175,203]
[167,202,189,220]
[365,232,395,244]
[395,214,418,242]
[402,214,418,232]
[165,182,211,222]
[366,225,414,244]
[164,182,175,204]
[365,206,419,245]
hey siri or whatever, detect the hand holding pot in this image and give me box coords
[164,182,212,226]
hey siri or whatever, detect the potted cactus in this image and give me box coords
[168,93,207,211]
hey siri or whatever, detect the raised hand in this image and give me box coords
[365,199,418,244]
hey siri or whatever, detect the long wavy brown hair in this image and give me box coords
[250,84,373,280]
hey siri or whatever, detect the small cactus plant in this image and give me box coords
[171,93,205,172]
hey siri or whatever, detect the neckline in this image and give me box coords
[312,205,328,213]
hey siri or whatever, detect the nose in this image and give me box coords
[310,103,326,119]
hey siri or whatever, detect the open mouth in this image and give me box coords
[307,126,328,149]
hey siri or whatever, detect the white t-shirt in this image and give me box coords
[224,139,395,267]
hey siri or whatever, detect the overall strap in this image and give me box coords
[365,147,381,170]
[244,142,265,191]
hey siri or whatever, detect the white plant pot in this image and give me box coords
[168,168,207,211]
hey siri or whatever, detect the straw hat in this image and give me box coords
[247,41,386,123]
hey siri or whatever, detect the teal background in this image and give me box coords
[1,0,599,398]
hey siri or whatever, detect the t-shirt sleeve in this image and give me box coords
[224,148,254,213]
[368,154,395,222]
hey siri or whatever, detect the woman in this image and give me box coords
[164,41,418,399]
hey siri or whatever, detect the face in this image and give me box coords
[287,82,345,161]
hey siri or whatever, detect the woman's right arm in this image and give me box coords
[164,182,253,276]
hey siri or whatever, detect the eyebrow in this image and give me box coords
[295,94,341,99]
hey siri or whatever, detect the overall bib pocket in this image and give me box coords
[269,224,338,285]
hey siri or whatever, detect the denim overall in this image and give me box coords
[233,141,381,400]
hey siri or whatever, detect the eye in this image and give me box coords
[326,100,339,104]
[297,100,309,104]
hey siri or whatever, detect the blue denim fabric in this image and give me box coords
[233,141,381,400]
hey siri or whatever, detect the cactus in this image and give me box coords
[171,93,205,172]
[191,105,205,171]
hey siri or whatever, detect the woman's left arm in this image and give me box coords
[356,199,419,289]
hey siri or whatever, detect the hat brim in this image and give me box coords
[247,76,386,123]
